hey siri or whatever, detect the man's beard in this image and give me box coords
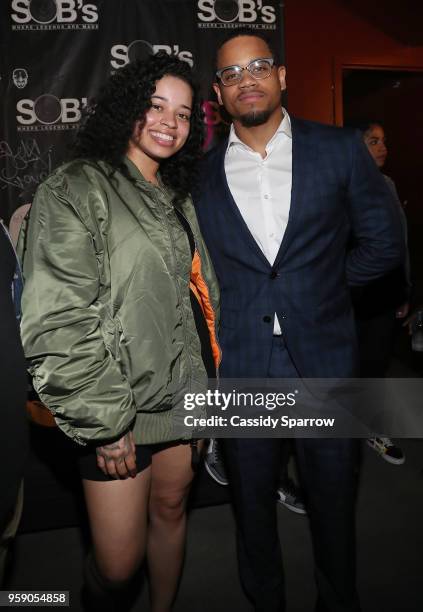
[239,109,272,127]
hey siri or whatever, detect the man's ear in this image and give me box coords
[278,66,287,92]
[213,82,223,106]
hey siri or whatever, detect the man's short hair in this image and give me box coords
[214,27,280,72]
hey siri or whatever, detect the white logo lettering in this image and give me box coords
[56,0,77,23]
[110,41,194,70]
[197,0,276,25]
[238,0,257,23]
[11,0,99,26]
[16,96,87,125]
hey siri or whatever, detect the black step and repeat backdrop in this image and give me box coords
[0,0,284,223]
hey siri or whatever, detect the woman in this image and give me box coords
[20,53,220,611]
[349,120,409,465]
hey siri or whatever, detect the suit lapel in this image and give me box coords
[214,142,271,269]
[273,117,317,267]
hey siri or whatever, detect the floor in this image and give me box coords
[5,352,423,611]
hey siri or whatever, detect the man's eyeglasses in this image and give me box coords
[216,58,275,87]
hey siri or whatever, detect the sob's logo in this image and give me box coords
[11,0,98,30]
[111,40,194,70]
[16,95,87,131]
[197,0,276,28]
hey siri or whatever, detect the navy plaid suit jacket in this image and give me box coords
[193,117,404,378]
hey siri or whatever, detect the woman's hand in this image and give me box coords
[96,431,137,479]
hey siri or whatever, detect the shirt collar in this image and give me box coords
[227,107,292,154]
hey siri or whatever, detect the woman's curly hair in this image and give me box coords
[72,52,204,205]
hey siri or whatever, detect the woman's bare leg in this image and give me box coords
[82,466,151,584]
[147,442,201,612]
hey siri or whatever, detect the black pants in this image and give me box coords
[221,337,360,612]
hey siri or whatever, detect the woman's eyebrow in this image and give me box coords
[151,95,192,111]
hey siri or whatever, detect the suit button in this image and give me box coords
[270,270,279,279]
[281,313,287,319]
[263,315,272,323]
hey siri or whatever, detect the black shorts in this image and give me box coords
[76,441,184,482]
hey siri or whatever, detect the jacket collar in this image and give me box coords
[122,156,151,186]
[121,156,175,204]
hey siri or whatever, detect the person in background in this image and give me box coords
[19,53,219,612]
[349,120,410,465]
[0,219,28,585]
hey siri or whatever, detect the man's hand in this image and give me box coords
[96,431,137,479]
[396,302,410,319]
[403,308,422,334]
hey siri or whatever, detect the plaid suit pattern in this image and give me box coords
[194,117,404,379]
[193,116,403,612]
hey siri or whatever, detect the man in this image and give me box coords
[194,30,403,612]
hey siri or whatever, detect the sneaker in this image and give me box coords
[204,439,229,485]
[366,437,405,465]
[277,479,307,515]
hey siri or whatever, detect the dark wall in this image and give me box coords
[284,0,423,303]
[284,0,423,124]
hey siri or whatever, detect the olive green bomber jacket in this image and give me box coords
[20,157,220,445]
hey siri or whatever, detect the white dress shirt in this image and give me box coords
[225,109,292,334]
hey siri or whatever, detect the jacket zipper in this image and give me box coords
[155,195,193,394]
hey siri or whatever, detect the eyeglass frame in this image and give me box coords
[215,57,275,87]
